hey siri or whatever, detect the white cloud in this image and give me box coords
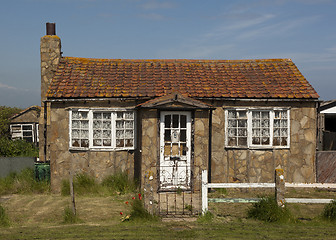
[0,83,17,90]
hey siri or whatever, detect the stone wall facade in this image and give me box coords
[47,101,136,192]
[210,101,317,184]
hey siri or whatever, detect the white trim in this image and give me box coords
[69,108,136,151]
[225,108,290,149]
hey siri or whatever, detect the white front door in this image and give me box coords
[160,111,191,190]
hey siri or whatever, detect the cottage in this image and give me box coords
[10,105,40,146]
[40,23,319,214]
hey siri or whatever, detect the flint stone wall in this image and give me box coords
[211,101,317,183]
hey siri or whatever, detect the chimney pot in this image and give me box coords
[46,22,56,35]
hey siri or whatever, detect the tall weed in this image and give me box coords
[61,173,99,196]
[101,172,137,194]
[0,168,49,195]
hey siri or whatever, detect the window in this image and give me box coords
[225,109,290,148]
[10,124,35,143]
[70,109,135,150]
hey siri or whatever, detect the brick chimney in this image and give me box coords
[40,22,61,102]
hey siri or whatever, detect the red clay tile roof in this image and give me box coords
[47,57,319,99]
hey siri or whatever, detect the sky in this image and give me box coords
[0,0,335,108]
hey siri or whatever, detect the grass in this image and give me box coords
[0,168,50,195]
[0,193,336,239]
[61,171,138,196]
[0,204,10,227]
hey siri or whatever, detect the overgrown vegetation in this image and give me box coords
[0,137,39,157]
[61,172,138,196]
[0,204,10,227]
[0,168,50,195]
[247,196,294,223]
[322,199,336,221]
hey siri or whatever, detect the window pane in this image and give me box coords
[116,139,124,147]
[23,131,32,136]
[238,137,247,146]
[93,139,102,146]
[228,137,237,146]
[125,121,133,129]
[172,115,179,128]
[93,112,101,119]
[164,130,171,141]
[103,139,111,146]
[23,125,32,130]
[125,139,133,147]
[226,110,247,147]
[180,115,187,128]
[116,130,124,138]
[181,143,187,156]
[116,120,124,129]
[71,111,89,148]
[81,139,89,148]
[165,115,171,128]
[180,130,186,142]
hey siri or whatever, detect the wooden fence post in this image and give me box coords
[275,168,285,207]
[201,170,208,214]
[69,172,76,215]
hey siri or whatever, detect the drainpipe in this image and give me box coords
[208,109,212,183]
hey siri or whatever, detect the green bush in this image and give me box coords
[0,168,50,195]
[0,205,10,227]
[322,200,336,221]
[101,172,137,194]
[247,196,293,223]
[0,137,39,157]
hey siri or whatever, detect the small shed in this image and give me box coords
[10,106,40,146]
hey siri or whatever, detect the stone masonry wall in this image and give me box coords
[211,101,317,184]
[48,101,135,192]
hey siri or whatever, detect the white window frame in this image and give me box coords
[10,123,35,143]
[225,108,290,149]
[69,108,136,151]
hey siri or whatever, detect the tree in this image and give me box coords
[0,106,22,138]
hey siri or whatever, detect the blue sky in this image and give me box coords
[0,0,335,108]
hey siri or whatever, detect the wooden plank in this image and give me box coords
[207,183,275,188]
[209,198,260,203]
[285,183,336,188]
[209,198,334,204]
[286,198,334,204]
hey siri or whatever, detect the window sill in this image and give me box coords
[225,146,290,150]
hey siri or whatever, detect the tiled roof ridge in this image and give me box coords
[62,56,292,64]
